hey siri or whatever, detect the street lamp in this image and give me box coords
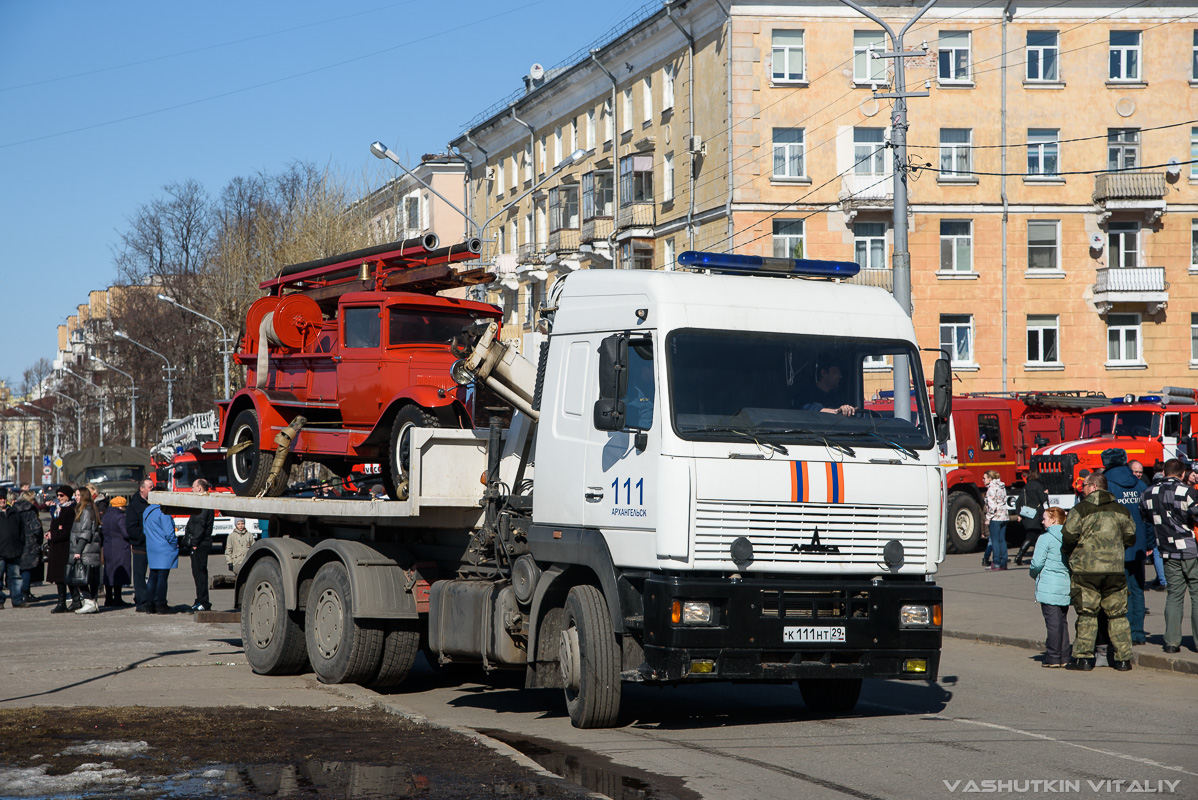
[58,363,106,447]
[90,354,138,447]
[370,142,479,236]
[49,390,83,450]
[156,294,230,399]
[19,403,62,480]
[113,330,177,420]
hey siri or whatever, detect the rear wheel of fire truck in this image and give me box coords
[798,677,863,714]
[366,621,421,688]
[559,585,621,729]
[242,558,309,675]
[384,406,440,501]
[305,562,383,685]
[947,493,983,553]
[227,409,271,497]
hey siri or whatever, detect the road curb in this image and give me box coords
[944,629,1198,676]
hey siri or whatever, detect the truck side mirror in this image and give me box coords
[1188,436,1198,461]
[594,334,628,432]
[933,357,952,444]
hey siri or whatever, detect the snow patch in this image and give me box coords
[0,761,139,797]
[60,740,150,757]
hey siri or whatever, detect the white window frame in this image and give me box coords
[1193,30,1198,81]
[772,127,806,179]
[642,75,653,123]
[1108,128,1139,172]
[553,126,563,167]
[853,127,887,175]
[1109,30,1142,81]
[940,314,975,367]
[939,128,972,178]
[1191,219,1198,271]
[1026,30,1059,81]
[664,236,676,270]
[1106,312,1142,366]
[523,143,533,183]
[1027,129,1059,177]
[523,211,533,246]
[772,219,804,259]
[538,135,547,176]
[853,31,886,84]
[772,29,805,83]
[939,219,973,274]
[1108,221,1140,268]
[622,88,633,133]
[663,152,675,202]
[854,222,887,270]
[509,151,518,193]
[663,63,675,109]
[568,121,577,158]
[586,109,596,151]
[1191,312,1198,363]
[496,161,505,196]
[938,30,971,83]
[1027,220,1060,272]
[1026,315,1060,365]
[402,193,420,236]
[1190,127,1198,179]
[603,99,613,143]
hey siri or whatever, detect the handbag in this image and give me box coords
[65,560,93,587]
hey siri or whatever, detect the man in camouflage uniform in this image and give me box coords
[1062,472,1137,671]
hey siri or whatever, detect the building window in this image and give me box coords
[603,99,613,143]
[1027,220,1059,270]
[1027,129,1059,176]
[553,126,563,167]
[1191,127,1198,178]
[853,127,887,174]
[524,211,533,245]
[538,135,547,175]
[1107,313,1141,365]
[1193,30,1198,81]
[1108,221,1139,268]
[622,88,633,133]
[642,75,653,123]
[663,152,675,202]
[582,170,614,219]
[509,151,518,193]
[619,153,654,205]
[620,239,654,270]
[663,63,675,109]
[548,186,579,231]
[1027,315,1059,364]
[939,220,973,273]
[664,237,676,270]
[1108,128,1139,171]
[854,222,886,270]
[772,219,804,258]
[1191,312,1198,362]
[772,29,805,82]
[772,128,805,178]
[523,144,533,183]
[853,31,886,84]
[536,199,547,243]
[586,109,596,151]
[402,194,420,235]
[497,225,506,255]
[525,281,541,327]
[1109,31,1141,81]
[938,31,971,82]
[940,314,974,366]
[939,128,971,177]
[1027,31,1059,81]
[568,121,577,157]
[496,161,505,195]
[1191,220,1198,269]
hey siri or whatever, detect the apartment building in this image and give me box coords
[357,154,471,248]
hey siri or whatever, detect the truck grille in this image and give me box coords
[694,500,929,566]
[760,588,871,619]
[1031,455,1077,495]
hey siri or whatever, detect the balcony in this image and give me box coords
[846,268,893,292]
[581,216,613,243]
[1092,267,1168,314]
[839,174,894,223]
[547,228,580,253]
[1093,171,1167,224]
[616,202,656,230]
[516,242,545,264]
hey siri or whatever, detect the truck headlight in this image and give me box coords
[672,600,713,625]
[900,604,941,627]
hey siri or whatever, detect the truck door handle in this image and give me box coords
[585,488,604,503]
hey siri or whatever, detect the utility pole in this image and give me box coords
[838,0,937,422]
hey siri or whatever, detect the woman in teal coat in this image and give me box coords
[1029,507,1071,667]
[143,504,178,614]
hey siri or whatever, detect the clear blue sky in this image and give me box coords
[0,0,652,388]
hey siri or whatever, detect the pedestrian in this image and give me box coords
[101,495,132,607]
[0,492,25,608]
[1014,469,1049,566]
[183,479,214,612]
[127,478,153,612]
[14,489,44,604]
[142,500,179,614]
[46,485,78,613]
[1101,448,1151,646]
[1138,459,1198,654]
[983,470,1009,570]
[1062,472,1137,671]
[1136,462,1168,591]
[1030,506,1071,667]
[87,483,109,516]
[68,486,102,614]
[224,517,253,575]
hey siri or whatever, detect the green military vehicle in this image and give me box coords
[60,447,152,500]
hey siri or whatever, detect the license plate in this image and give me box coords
[783,626,846,643]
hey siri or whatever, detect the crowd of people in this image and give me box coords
[0,478,256,614]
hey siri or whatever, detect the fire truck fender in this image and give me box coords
[220,389,289,449]
[366,391,469,444]
[298,539,420,619]
[946,467,981,493]
[234,536,314,612]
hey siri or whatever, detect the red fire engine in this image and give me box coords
[217,235,500,499]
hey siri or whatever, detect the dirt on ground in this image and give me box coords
[0,706,589,799]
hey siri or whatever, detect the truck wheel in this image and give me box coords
[366,620,420,688]
[305,562,383,685]
[227,409,271,497]
[947,493,983,554]
[798,677,863,714]
[384,406,439,501]
[241,558,308,675]
[559,585,621,729]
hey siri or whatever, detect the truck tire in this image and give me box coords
[798,677,863,714]
[242,558,308,675]
[366,620,421,688]
[559,585,621,729]
[947,492,983,554]
[227,409,271,497]
[384,406,440,501]
[305,562,383,685]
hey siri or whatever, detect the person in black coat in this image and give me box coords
[126,478,153,611]
[183,479,215,612]
[1015,470,1050,566]
[46,485,78,613]
[0,492,25,608]
[15,490,44,603]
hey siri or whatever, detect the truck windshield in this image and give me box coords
[82,466,146,484]
[666,329,934,451]
[174,459,231,490]
[389,309,483,346]
[1081,411,1156,438]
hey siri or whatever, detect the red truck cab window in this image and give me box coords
[343,306,381,349]
[978,414,1002,452]
[388,309,479,346]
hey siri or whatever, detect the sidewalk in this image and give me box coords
[937,551,1198,675]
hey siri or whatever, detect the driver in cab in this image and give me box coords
[802,364,855,416]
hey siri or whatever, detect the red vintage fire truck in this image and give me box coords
[1031,387,1198,505]
[217,235,500,499]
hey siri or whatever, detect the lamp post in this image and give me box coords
[19,403,61,479]
[59,364,105,447]
[49,390,83,451]
[90,354,138,447]
[156,294,230,399]
[114,330,176,420]
[8,406,39,487]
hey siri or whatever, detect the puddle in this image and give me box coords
[479,729,701,800]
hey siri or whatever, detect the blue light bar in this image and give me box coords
[1138,395,1162,404]
[677,250,861,278]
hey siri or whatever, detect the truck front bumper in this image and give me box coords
[635,574,941,683]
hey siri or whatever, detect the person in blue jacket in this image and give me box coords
[1102,447,1153,645]
[1030,507,1072,667]
[142,503,178,615]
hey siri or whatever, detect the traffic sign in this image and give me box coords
[43,455,50,468]
[53,457,63,469]
[42,466,52,477]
